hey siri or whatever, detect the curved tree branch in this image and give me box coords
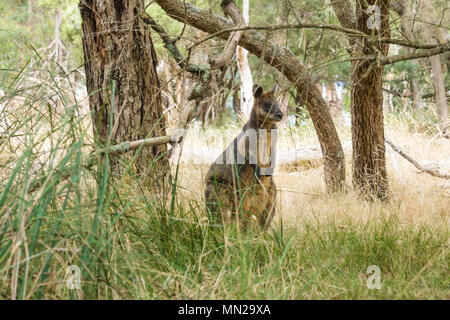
[185,24,442,51]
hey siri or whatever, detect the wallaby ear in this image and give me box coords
[268,84,278,95]
[253,84,263,98]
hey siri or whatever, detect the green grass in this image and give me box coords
[0,58,448,300]
[108,206,449,299]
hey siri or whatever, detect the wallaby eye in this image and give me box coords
[263,103,271,111]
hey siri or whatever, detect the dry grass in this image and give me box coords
[172,118,450,229]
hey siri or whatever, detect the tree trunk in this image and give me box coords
[410,77,423,109]
[383,74,394,113]
[326,83,342,118]
[236,0,253,118]
[79,0,168,184]
[423,1,449,133]
[351,0,390,200]
[396,0,423,109]
[155,0,346,192]
[430,55,448,132]
[275,0,291,119]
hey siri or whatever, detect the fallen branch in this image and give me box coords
[28,134,177,192]
[386,139,450,179]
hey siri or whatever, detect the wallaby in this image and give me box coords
[205,84,283,228]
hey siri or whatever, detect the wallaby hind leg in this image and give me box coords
[205,181,236,223]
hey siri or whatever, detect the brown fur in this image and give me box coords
[205,85,283,228]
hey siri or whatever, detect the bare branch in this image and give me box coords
[141,13,213,103]
[379,43,450,65]
[140,13,209,76]
[209,0,245,69]
[185,24,442,51]
[382,88,449,100]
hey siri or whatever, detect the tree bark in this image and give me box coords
[79,0,168,184]
[350,0,390,200]
[155,0,345,192]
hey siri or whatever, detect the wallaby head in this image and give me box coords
[251,84,283,127]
